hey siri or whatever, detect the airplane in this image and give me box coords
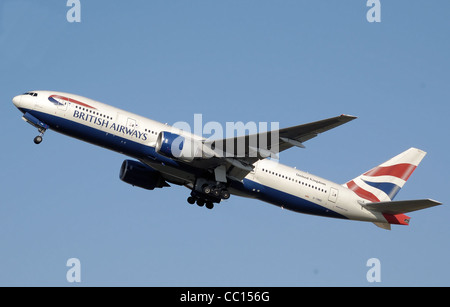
[12,91,442,230]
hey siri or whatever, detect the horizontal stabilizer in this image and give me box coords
[364,199,442,215]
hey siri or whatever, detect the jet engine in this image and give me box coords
[119,160,169,190]
[155,131,205,162]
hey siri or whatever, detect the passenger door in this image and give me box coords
[57,97,68,111]
[328,187,339,203]
[126,118,137,130]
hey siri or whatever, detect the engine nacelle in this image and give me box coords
[155,131,204,162]
[119,160,168,190]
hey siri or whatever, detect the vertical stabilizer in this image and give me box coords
[345,148,426,203]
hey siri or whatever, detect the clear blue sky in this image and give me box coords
[1,0,449,286]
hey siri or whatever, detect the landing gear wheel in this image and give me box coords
[221,190,230,200]
[196,199,205,207]
[34,127,46,145]
[205,202,214,209]
[187,196,196,205]
[34,136,43,144]
[202,185,211,194]
[212,188,221,198]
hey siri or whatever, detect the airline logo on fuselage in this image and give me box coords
[48,95,97,109]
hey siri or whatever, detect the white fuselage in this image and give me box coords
[13,91,386,224]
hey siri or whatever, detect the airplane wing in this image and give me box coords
[199,114,357,180]
[142,115,357,184]
[211,114,356,159]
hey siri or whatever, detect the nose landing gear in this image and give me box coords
[21,112,48,145]
[33,128,46,144]
[34,136,42,144]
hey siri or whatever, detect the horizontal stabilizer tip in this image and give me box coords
[373,222,391,230]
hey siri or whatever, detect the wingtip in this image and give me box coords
[340,114,357,119]
[339,114,358,121]
[428,199,443,206]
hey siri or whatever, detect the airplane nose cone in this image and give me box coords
[12,95,22,107]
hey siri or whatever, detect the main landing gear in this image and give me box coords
[33,128,46,144]
[187,182,231,210]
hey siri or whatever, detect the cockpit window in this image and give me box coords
[23,92,38,97]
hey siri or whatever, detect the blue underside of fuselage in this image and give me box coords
[22,108,347,220]
[231,179,347,219]
[26,108,178,166]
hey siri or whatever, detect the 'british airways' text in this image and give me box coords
[73,110,148,141]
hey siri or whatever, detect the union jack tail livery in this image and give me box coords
[345,147,426,203]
